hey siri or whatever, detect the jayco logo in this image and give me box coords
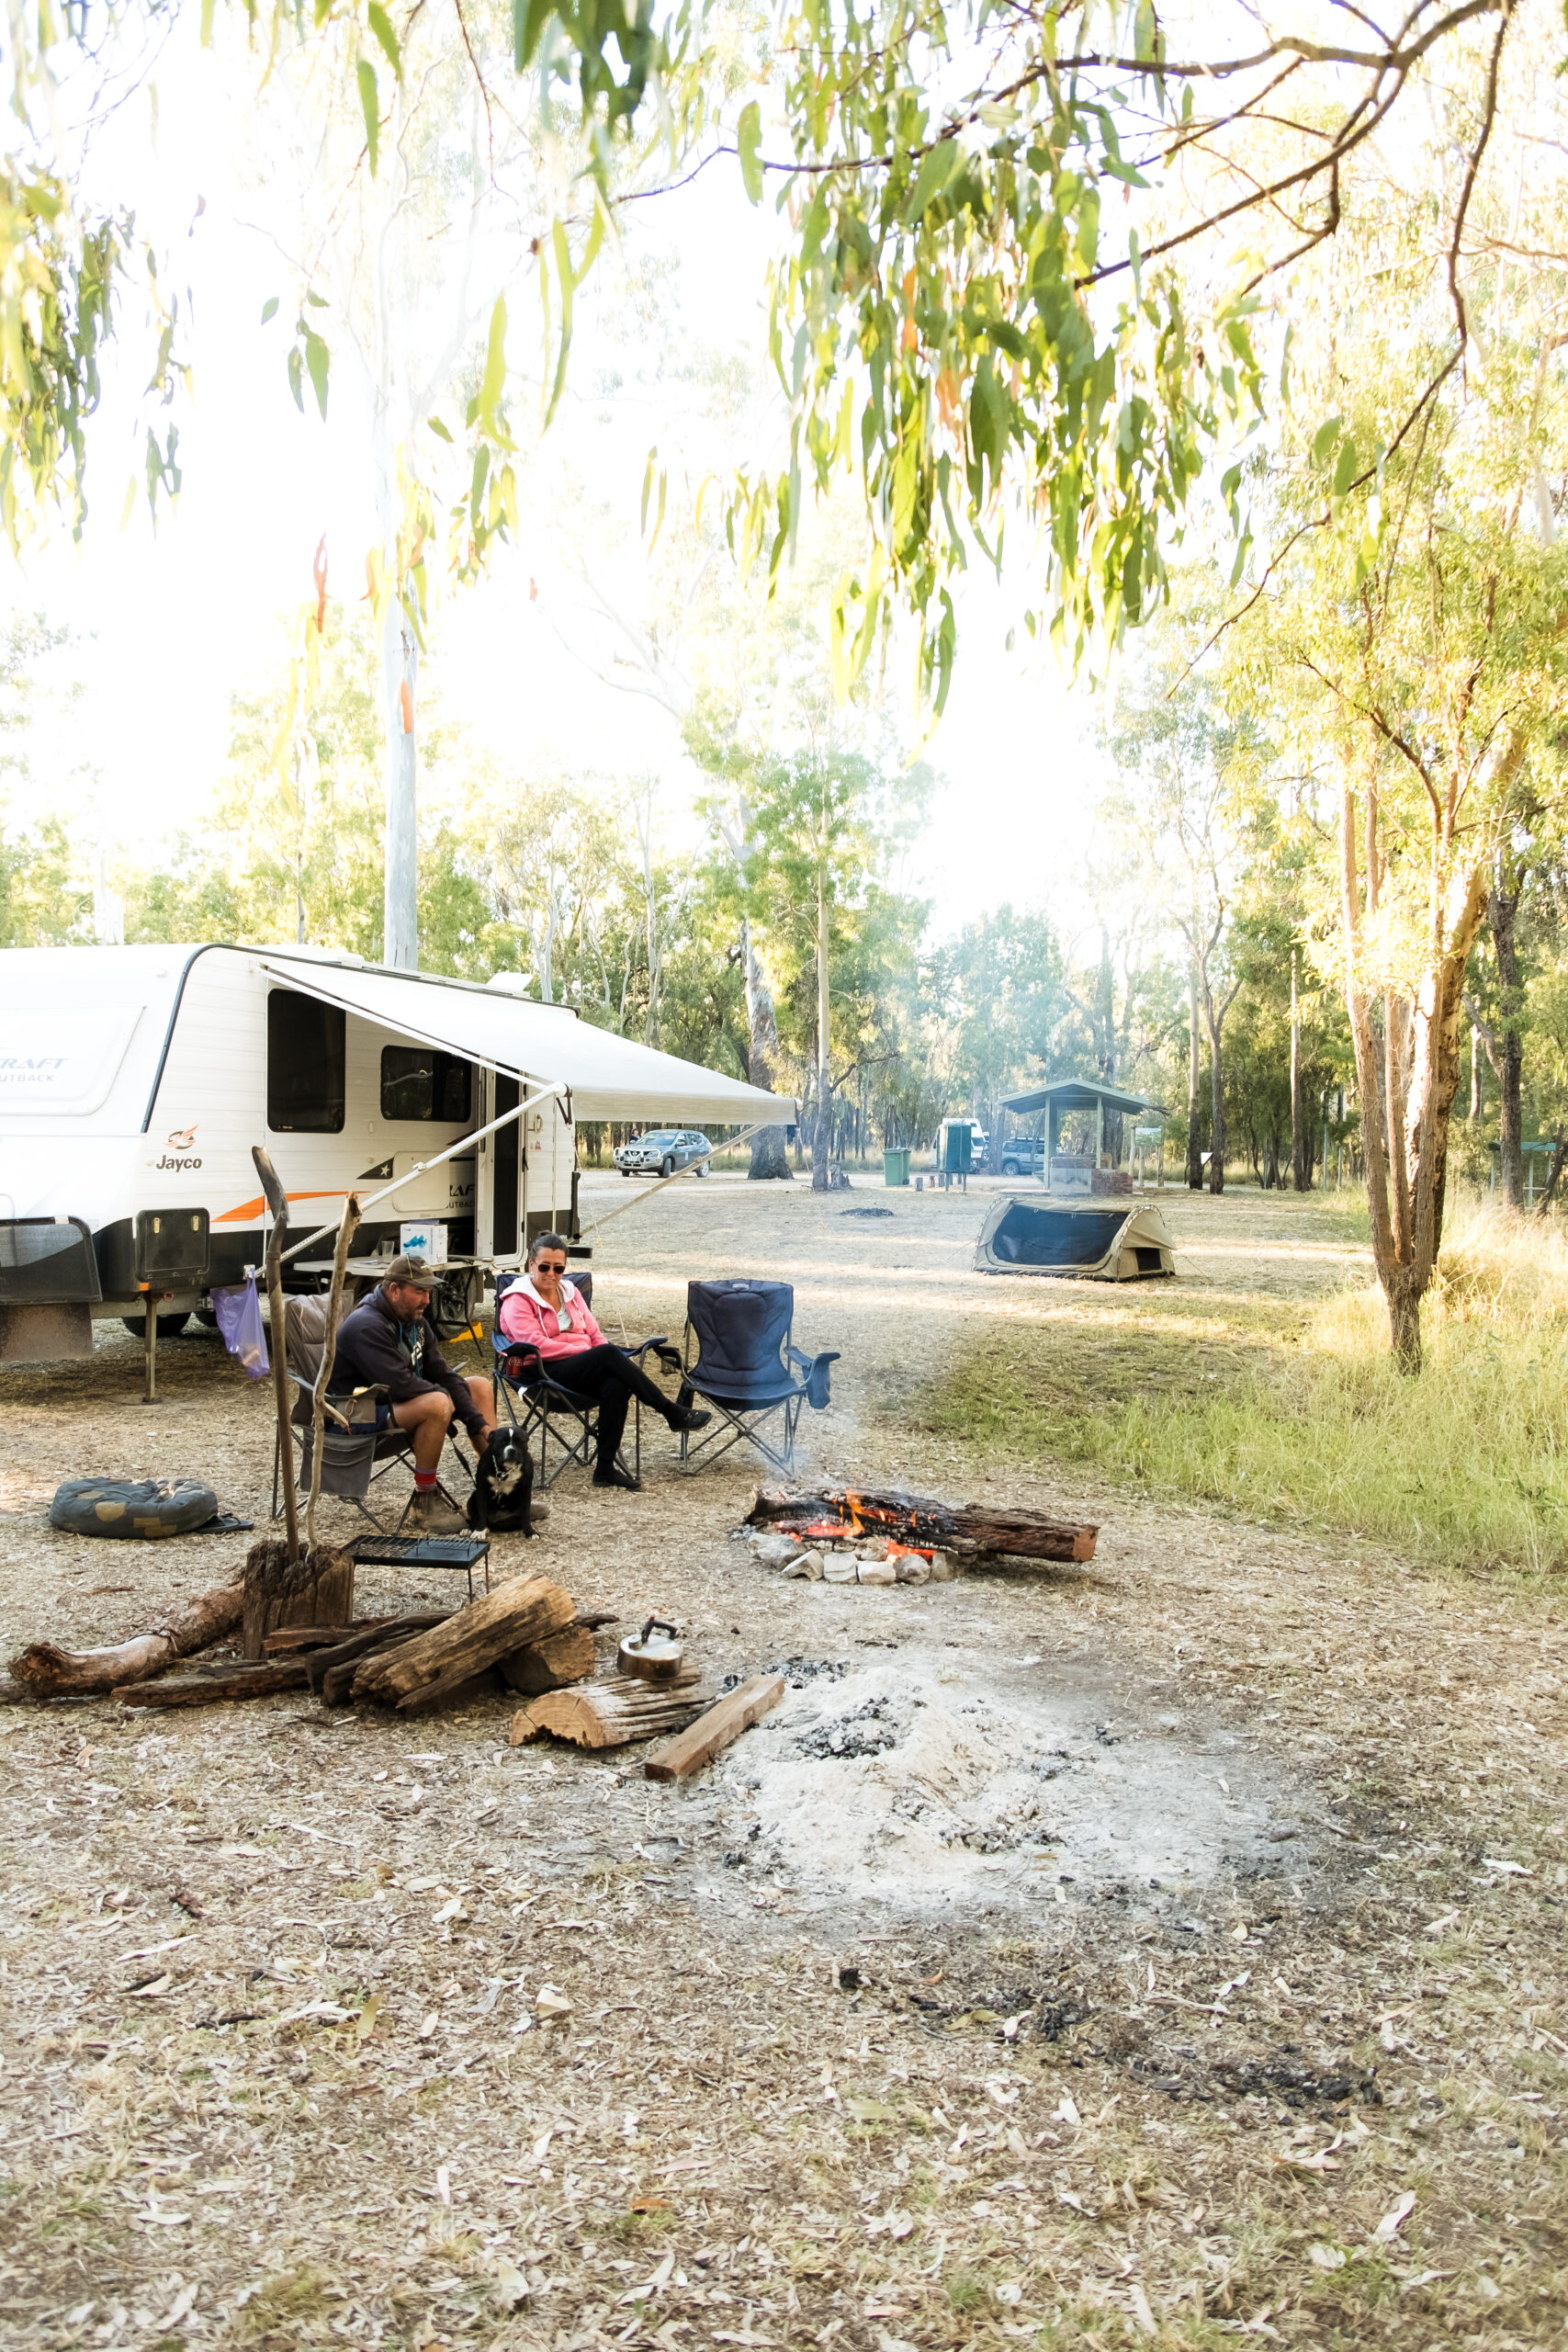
[154,1125,201,1172]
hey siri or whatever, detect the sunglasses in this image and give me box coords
[536,1260,568,1274]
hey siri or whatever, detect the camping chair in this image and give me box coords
[271,1296,473,1532]
[674,1279,839,1476]
[491,1271,681,1491]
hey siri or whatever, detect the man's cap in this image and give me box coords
[385,1254,433,1288]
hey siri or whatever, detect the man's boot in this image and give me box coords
[405,1487,468,1535]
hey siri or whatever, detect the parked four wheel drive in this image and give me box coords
[999,1138,1046,1177]
[613,1129,715,1178]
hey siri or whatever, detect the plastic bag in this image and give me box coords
[211,1275,269,1379]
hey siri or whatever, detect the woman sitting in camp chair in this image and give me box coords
[496,1233,710,1490]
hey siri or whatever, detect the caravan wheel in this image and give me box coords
[120,1311,192,1340]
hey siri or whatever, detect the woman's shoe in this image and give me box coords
[592,1464,641,1491]
[668,1406,712,1432]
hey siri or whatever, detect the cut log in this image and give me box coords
[243,1538,356,1660]
[10,1580,244,1700]
[746,1486,1098,1565]
[351,1574,574,1707]
[263,1620,389,1654]
[395,1664,509,1715]
[498,1623,597,1696]
[113,1659,312,1708]
[509,1671,714,1751]
[645,1674,785,1781]
[305,1614,450,1702]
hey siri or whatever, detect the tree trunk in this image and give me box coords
[1339,760,1495,1375]
[1206,999,1226,1194]
[741,916,791,1180]
[1470,1024,1483,1119]
[383,607,419,971]
[1186,967,1203,1189]
[1290,948,1310,1190]
[243,1538,357,1661]
[10,1581,244,1699]
[812,869,830,1193]
[1489,875,1524,1208]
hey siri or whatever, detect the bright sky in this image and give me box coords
[0,16,1110,942]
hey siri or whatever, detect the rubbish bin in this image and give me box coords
[883,1148,910,1188]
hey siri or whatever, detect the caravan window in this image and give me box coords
[266,989,345,1133]
[380,1045,471,1124]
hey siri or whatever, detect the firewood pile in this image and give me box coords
[7,1553,785,1778]
[743,1484,1099,1583]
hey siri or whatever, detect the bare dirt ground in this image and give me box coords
[2,1173,1564,2352]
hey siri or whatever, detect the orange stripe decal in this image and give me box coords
[214,1190,351,1226]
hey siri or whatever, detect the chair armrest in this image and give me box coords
[629,1335,679,1372]
[787,1347,841,1374]
[285,1371,355,1435]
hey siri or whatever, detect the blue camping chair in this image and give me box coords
[675,1278,839,1476]
[491,1270,680,1490]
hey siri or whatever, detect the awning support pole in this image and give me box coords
[277,1081,568,1266]
[577,1124,774,1238]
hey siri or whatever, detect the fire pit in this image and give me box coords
[745,1484,1099,1566]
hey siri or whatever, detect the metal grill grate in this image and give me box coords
[351,1535,490,1571]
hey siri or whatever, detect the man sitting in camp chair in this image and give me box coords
[496,1232,711,1490]
[333,1254,497,1533]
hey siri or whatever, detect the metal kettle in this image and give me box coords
[618,1618,685,1681]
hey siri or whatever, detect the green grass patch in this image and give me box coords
[924,1202,1568,1580]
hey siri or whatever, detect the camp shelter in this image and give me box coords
[974,1196,1178,1282]
[998,1079,1170,1192]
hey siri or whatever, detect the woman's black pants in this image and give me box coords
[545,1343,674,1471]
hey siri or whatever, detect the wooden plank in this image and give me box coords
[263,1620,389,1653]
[644,1675,785,1782]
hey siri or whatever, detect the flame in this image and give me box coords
[886,1540,934,1563]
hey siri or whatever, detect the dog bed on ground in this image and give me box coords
[50,1478,220,1540]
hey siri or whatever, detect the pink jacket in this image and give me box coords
[498,1275,604,1361]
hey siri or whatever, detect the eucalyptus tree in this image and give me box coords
[1221,4,1568,1365]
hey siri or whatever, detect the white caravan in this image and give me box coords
[0,943,790,1360]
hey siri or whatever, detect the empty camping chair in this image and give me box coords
[491,1270,681,1491]
[272,1295,471,1532]
[675,1278,839,1476]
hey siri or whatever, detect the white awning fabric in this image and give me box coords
[257,955,794,1125]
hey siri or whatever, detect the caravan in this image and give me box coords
[0,943,788,1362]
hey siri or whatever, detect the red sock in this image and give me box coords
[414,1470,437,1491]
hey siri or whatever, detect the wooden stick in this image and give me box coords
[645,1675,785,1781]
[253,1146,299,1565]
[112,1659,312,1708]
[307,1190,361,1555]
[10,1582,244,1700]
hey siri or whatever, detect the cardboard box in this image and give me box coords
[399,1221,448,1265]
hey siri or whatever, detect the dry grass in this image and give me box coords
[928,1198,1568,1582]
[0,1178,1565,2352]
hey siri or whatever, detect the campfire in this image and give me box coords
[745,1485,1099,1566]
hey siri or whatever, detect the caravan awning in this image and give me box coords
[257,955,793,1125]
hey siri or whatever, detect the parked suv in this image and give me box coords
[614,1128,714,1178]
[999,1136,1046,1178]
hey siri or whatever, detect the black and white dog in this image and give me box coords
[467,1425,536,1536]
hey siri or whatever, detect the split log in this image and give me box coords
[351,1574,574,1708]
[10,1580,244,1700]
[243,1537,356,1661]
[263,1620,389,1654]
[305,1613,451,1702]
[395,1665,508,1715]
[509,1671,715,1752]
[498,1623,597,1697]
[746,1485,1099,1565]
[645,1674,785,1781]
[113,1658,312,1708]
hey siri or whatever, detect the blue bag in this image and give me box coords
[211,1275,269,1379]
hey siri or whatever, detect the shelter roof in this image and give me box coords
[998,1079,1170,1120]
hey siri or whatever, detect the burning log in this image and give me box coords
[745,1486,1098,1564]
[509,1671,714,1751]
[10,1580,244,1700]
